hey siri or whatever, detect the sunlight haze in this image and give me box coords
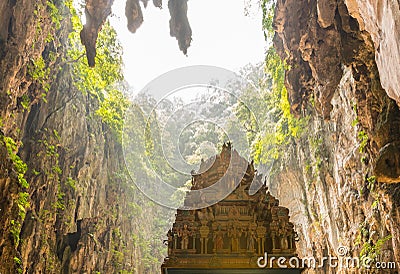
[110,0,265,92]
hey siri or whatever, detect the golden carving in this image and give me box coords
[162,144,301,271]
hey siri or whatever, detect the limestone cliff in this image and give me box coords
[269,0,400,272]
[0,1,164,273]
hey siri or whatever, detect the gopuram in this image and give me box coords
[161,143,304,273]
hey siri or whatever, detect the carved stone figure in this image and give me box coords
[247,229,256,251]
[178,224,190,250]
[228,226,241,252]
[228,205,239,221]
[167,229,173,254]
[214,228,224,251]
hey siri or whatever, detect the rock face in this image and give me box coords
[80,0,115,67]
[0,1,164,273]
[125,0,144,33]
[271,0,400,272]
[345,0,400,106]
[374,142,400,184]
[168,0,192,55]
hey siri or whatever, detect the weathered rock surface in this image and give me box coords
[153,0,162,9]
[125,0,144,33]
[0,1,164,273]
[271,0,400,272]
[345,0,400,106]
[80,0,114,67]
[374,142,400,184]
[168,0,192,55]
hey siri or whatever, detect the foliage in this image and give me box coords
[10,219,21,246]
[235,53,307,166]
[66,1,129,140]
[27,55,51,102]
[2,136,29,189]
[13,256,22,265]
[360,235,392,264]
[46,0,62,30]
[54,192,65,210]
[1,136,30,248]
[261,0,276,42]
[33,0,61,44]
[366,176,376,192]
[226,0,308,166]
[17,192,30,219]
[351,102,360,127]
[20,94,30,110]
[358,130,368,153]
[96,88,130,140]
[66,177,77,190]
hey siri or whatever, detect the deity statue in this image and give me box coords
[228,226,241,252]
[228,205,239,221]
[166,229,173,254]
[279,221,288,250]
[247,228,256,252]
[214,227,224,251]
[178,224,190,250]
[207,207,214,220]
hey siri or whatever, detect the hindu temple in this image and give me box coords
[161,143,304,273]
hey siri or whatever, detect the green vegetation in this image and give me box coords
[308,135,323,179]
[232,0,308,166]
[33,0,61,44]
[10,219,22,246]
[355,221,368,247]
[14,256,23,274]
[371,197,379,210]
[358,130,369,153]
[37,132,62,180]
[28,56,51,102]
[17,192,30,219]
[14,256,22,265]
[96,88,130,140]
[251,50,306,165]
[351,102,360,127]
[54,192,65,210]
[36,129,68,213]
[351,102,370,160]
[20,94,30,110]
[261,0,276,41]
[360,235,392,265]
[366,176,376,192]
[1,136,30,248]
[46,0,62,30]
[66,1,129,140]
[2,136,29,189]
[66,177,77,190]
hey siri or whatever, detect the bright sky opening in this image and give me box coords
[109,0,266,92]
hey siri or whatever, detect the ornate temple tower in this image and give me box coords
[161,144,304,273]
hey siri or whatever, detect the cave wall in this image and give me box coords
[0,1,155,273]
[344,0,400,105]
[269,0,400,272]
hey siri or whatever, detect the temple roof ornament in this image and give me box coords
[161,144,304,273]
